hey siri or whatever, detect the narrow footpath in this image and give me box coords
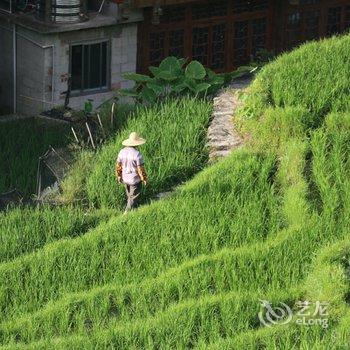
[207,76,253,162]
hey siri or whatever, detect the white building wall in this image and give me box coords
[53,22,138,111]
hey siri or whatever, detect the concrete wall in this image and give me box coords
[16,29,46,115]
[54,23,138,111]
[0,22,14,114]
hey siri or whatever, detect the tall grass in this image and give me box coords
[0,152,282,321]
[0,119,70,197]
[60,97,213,208]
[0,35,350,349]
[0,206,112,263]
[238,34,350,127]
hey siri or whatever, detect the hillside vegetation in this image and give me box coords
[59,98,212,208]
[0,35,349,349]
[0,119,69,197]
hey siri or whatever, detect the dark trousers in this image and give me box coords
[124,182,142,212]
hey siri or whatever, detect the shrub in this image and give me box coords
[120,56,254,104]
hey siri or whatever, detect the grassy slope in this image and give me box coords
[60,98,212,208]
[0,207,113,263]
[0,35,350,348]
[0,119,70,197]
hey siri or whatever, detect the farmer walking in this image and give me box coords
[116,132,148,213]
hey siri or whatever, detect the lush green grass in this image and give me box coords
[60,97,213,208]
[0,206,112,263]
[238,34,350,128]
[0,35,350,349]
[0,150,282,322]
[0,119,70,197]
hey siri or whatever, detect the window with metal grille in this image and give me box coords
[233,20,249,66]
[252,17,267,56]
[211,24,226,69]
[192,27,209,65]
[327,7,342,35]
[149,32,165,67]
[299,0,320,5]
[233,0,269,14]
[160,6,186,23]
[192,1,227,19]
[71,42,108,92]
[285,11,302,48]
[345,6,350,30]
[169,29,185,58]
[304,10,320,40]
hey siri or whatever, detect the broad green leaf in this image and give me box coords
[159,56,181,72]
[172,82,187,93]
[193,82,211,93]
[185,61,207,80]
[178,58,188,67]
[140,87,157,103]
[122,73,151,83]
[206,68,216,79]
[157,70,179,81]
[208,75,225,85]
[149,66,160,77]
[146,81,165,95]
[118,89,139,97]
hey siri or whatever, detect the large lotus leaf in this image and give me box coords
[156,70,179,81]
[185,61,207,80]
[172,82,188,93]
[208,75,225,85]
[118,88,139,97]
[178,58,188,67]
[146,81,165,95]
[122,73,152,83]
[149,66,161,77]
[159,56,181,72]
[140,87,157,103]
[193,82,211,94]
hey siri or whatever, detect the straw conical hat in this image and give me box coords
[122,132,146,147]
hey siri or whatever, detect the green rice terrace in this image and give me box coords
[0,34,349,349]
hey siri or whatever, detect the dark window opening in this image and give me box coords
[71,41,108,92]
[149,32,165,67]
[192,1,227,19]
[192,26,209,65]
[327,7,342,35]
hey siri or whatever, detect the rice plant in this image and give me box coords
[0,34,350,349]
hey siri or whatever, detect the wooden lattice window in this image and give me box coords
[252,17,267,56]
[299,0,320,4]
[233,20,249,66]
[304,10,320,40]
[160,6,186,23]
[286,12,302,48]
[327,7,342,35]
[211,24,226,69]
[344,6,350,30]
[169,29,184,58]
[149,32,165,67]
[233,0,269,14]
[192,26,209,65]
[192,1,227,19]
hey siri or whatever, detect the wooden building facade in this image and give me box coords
[135,0,350,73]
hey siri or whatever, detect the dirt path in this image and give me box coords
[207,76,253,162]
